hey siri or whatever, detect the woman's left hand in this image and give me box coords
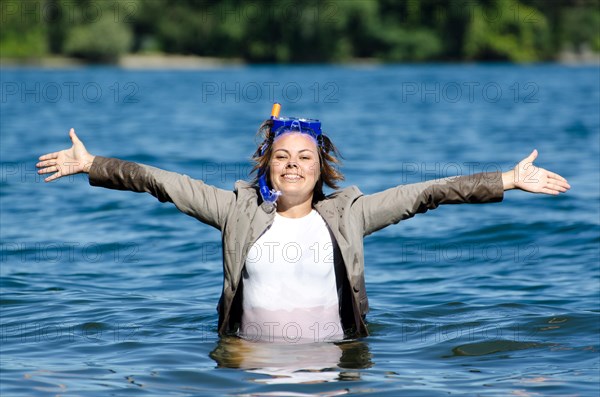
[502,150,570,195]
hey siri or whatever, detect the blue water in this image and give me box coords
[1,64,599,396]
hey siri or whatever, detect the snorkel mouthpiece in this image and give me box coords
[258,103,322,206]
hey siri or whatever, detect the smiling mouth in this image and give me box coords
[281,174,303,182]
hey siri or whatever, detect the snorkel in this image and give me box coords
[258,103,323,206]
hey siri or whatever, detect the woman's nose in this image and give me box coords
[286,162,298,169]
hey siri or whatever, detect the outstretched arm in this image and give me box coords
[37,128,95,181]
[502,150,570,195]
[355,171,504,236]
[354,149,570,236]
[36,128,234,229]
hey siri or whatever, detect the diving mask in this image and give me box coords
[258,103,322,205]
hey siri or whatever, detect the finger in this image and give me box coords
[39,152,60,161]
[540,187,559,195]
[36,159,56,168]
[69,128,80,144]
[44,172,62,183]
[38,165,59,175]
[545,172,570,189]
[524,149,538,163]
[553,180,571,190]
[547,182,568,192]
[547,171,569,184]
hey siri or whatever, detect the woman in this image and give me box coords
[36,104,570,343]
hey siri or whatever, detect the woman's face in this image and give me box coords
[269,133,320,201]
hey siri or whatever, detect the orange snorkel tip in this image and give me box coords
[271,103,281,118]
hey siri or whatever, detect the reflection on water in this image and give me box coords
[451,339,548,356]
[210,336,372,384]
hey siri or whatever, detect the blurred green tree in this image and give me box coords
[0,0,47,58]
[463,0,551,62]
[1,0,598,63]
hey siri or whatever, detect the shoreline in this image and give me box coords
[1,52,598,69]
[0,54,245,69]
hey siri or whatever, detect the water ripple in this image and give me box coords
[1,64,598,396]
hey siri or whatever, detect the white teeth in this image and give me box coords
[282,174,301,180]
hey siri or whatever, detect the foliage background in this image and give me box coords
[1,0,599,63]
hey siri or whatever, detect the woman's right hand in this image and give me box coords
[37,128,96,182]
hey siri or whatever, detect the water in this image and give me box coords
[1,64,599,396]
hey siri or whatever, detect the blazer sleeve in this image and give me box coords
[88,156,235,230]
[352,172,504,236]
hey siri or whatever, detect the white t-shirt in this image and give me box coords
[240,209,344,343]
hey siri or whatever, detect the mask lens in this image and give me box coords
[272,117,321,139]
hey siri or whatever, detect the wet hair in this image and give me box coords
[251,119,344,201]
